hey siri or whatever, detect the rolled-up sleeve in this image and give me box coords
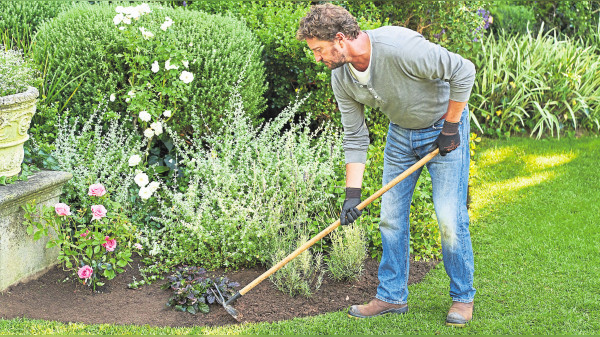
[332,75,370,164]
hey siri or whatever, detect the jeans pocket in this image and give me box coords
[432,118,445,130]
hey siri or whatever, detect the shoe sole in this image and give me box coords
[445,321,467,328]
[347,306,409,319]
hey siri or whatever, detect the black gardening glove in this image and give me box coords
[434,120,460,156]
[340,187,363,226]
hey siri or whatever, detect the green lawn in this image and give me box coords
[2,136,599,335]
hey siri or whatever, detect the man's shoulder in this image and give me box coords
[367,26,422,46]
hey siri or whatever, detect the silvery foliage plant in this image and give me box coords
[52,100,144,209]
[144,88,344,269]
[0,47,38,96]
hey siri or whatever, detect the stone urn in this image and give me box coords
[0,86,38,177]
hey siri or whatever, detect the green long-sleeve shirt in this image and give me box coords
[331,26,476,164]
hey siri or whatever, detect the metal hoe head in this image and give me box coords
[211,286,242,322]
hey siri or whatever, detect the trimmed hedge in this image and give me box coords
[0,1,72,52]
[31,3,266,134]
[188,1,386,124]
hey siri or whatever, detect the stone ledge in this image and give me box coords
[0,170,72,216]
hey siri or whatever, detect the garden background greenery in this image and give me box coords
[1,0,599,334]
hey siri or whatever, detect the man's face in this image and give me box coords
[305,37,347,70]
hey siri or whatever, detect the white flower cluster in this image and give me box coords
[139,26,154,40]
[113,3,151,25]
[134,172,160,200]
[160,16,173,31]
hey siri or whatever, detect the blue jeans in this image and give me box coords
[376,107,475,305]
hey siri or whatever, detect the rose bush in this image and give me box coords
[24,184,140,290]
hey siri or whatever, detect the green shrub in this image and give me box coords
[140,91,344,271]
[471,27,600,138]
[0,1,72,53]
[31,3,266,135]
[327,224,367,282]
[528,0,599,37]
[269,233,324,298]
[488,2,536,36]
[339,1,494,58]
[188,1,386,124]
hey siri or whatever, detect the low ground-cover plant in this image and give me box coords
[24,184,139,290]
[471,26,600,138]
[161,266,239,315]
[327,224,367,282]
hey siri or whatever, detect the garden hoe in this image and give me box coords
[216,149,440,322]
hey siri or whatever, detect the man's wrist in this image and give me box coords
[345,187,361,199]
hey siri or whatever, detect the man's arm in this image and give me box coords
[346,162,365,188]
[445,100,468,123]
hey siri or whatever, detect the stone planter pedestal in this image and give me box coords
[0,170,72,292]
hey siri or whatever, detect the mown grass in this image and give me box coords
[2,136,599,335]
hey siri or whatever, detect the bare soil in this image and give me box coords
[0,257,438,327]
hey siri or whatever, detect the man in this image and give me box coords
[296,4,476,327]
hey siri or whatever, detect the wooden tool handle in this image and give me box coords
[237,148,439,296]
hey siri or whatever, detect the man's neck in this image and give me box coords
[348,31,371,72]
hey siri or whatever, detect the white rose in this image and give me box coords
[115,6,125,13]
[163,110,172,118]
[165,58,179,70]
[139,27,154,39]
[160,17,173,31]
[119,26,126,31]
[128,154,141,167]
[134,172,149,187]
[189,42,193,47]
[122,16,132,25]
[137,3,152,15]
[179,71,194,84]
[150,121,163,135]
[128,90,135,97]
[151,60,159,73]
[139,186,153,200]
[182,60,189,68]
[144,128,154,138]
[109,94,116,102]
[139,110,151,122]
[113,13,124,25]
[126,97,131,102]
[148,181,160,192]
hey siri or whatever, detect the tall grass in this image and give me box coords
[471,25,600,138]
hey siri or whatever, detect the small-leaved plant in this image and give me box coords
[327,224,367,282]
[161,266,240,315]
[24,184,139,290]
[269,233,324,298]
[0,46,39,96]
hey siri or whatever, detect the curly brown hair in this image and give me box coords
[296,3,360,41]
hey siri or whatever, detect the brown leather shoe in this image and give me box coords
[445,301,474,327]
[348,298,408,318]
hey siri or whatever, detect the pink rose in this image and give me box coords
[54,203,71,216]
[91,205,107,220]
[102,236,117,252]
[88,183,107,197]
[134,243,143,250]
[80,230,90,238]
[78,265,93,279]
